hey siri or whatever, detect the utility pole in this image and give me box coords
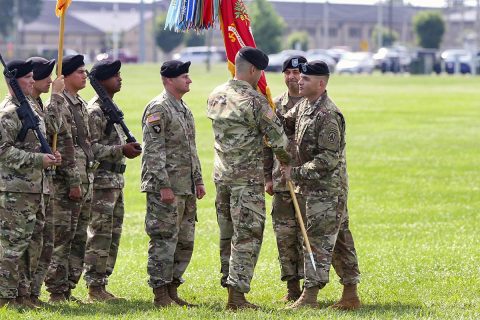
[112,2,119,60]
[389,0,393,45]
[377,0,383,49]
[323,1,329,49]
[139,0,145,63]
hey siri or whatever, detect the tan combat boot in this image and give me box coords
[30,295,47,307]
[167,283,196,307]
[226,287,259,311]
[102,285,125,302]
[88,285,115,302]
[286,286,320,309]
[281,279,302,302]
[16,295,40,309]
[330,284,361,310]
[49,292,67,303]
[153,286,176,307]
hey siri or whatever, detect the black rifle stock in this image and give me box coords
[0,53,53,154]
[86,70,141,149]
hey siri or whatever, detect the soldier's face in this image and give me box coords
[298,74,322,99]
[101,72,122,94]
[34,75,53,94]
[18,72,35,96]
[284,68,301,92]
[171,73,192,95]
[65,66,87,91]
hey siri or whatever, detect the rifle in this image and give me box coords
[0,53,53,154]
[86,70,141,149]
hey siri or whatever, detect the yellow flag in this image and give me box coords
[55,0,72,17]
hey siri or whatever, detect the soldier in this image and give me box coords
[264,55,307,302]
[281,61,361,310]
[141,60,205,308]
[84,59,142,301]
[207,47,290,310]
[0,60,60,308]
[26,56,65,307]
[44,54,95,303]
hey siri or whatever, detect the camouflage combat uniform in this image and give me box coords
[44,90,94,295]
[83,95,126,287]
[0,95,48,299]
[285,92,360,289]
[28,94,65,298]
[141,90,203,289]
[264,92,306,282]
[207,79,290,293]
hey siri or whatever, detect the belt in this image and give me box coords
[98,161,126,174]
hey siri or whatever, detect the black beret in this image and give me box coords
[5,60,33,79]
[238,46,269,70]
[90,59,121,80]
[300,60,330,76]
[27,57,55,80]
[62,54,85,76]
[160,60,191,78]
[282,55,307,72]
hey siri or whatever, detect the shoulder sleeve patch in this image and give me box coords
[147,112,162,125]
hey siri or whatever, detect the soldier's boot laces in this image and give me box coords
[281,279,302,302]
[16,295,40,309]
[226,287,259,311]
[330,284,361,310]
[153,286,176,308]
[286,286,320,309]
[88,285,115,302]
[167,284,196,307]
[102,285,125,302]
[30,295,48,307]
[49,292,67,303]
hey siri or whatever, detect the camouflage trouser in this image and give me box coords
[27,194,53,298]
[215,183,265,294]
[271,191,306,282]
[84,188,124,287]
[145,192,196,288]
[0,192,42,299]
[303,192,360,288]
[45,183,92,294]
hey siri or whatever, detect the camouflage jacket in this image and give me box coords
[87,95,125,190]
[264,92,304,192]
[285,92,348,195]
[207,79,290,185]
[141,90,203,195]
[45,90,94,193]
[0,95,49,194]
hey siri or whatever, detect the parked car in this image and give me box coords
[440,49,480,74]
[96,49,138,63]
[373,46,411,73]
[305,49,337,73]
[172,46,226,63]
[265,50,307,72]
[336,52,374,74]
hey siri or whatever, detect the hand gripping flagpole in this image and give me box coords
[287,180,316,271]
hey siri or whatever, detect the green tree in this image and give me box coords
[0,0,42,36]
[154,14,184,54]
[287,31,309,51]
[371,25,399,47]
[249,0,285,54]
[184,32,206,47]
[413,11,445,49]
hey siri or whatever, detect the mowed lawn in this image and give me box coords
[0,64,479,319]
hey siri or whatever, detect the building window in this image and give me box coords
[349,27,361,38]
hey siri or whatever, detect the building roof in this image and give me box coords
[71,10,154,33]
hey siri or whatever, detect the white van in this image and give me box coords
[172,46,226,63]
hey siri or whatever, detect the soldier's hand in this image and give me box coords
[160,188,175,204]
[280,164,292,181]
[51,76,65,94]
[265,180,274,196]
[42,154,57,168]
[196,184,206,200]
[53,151,62,166]
[122,142,142,159]
[69,186,83,202]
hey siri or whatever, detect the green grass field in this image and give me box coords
[0,64,479,319]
